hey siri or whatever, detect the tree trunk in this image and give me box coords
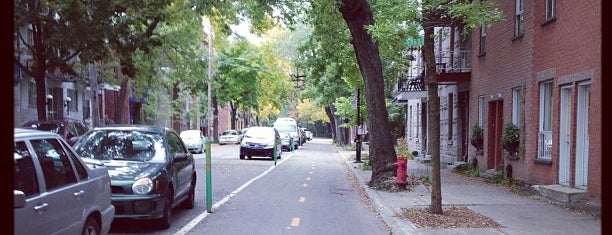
[339,0,397,186]
[171,81,181,131]
[229,101,236,129]
[422,24,443,214]
[212,96,219,142]
[89,63,101,127]
[325,104,337,143]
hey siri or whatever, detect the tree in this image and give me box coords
[14,0,115,121]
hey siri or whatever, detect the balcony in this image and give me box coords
[393,48,471,103]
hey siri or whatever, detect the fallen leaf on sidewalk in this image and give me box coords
[401,206,503,229]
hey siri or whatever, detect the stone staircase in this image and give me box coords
[532,184,587,203]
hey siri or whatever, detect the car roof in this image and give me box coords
[14,127,63,139]
[92,125,171,134]
[22,118,83,125]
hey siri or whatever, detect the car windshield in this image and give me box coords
[32,123,65,135]
[74,130,166,163]
[245,128,275,138]
[222,130,238,136]
[274,125,295,133]
[180,130,200,139]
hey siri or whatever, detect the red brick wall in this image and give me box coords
[531,0,601,198]
[471,0,601,200]
[470,0,534,178]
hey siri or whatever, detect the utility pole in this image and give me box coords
[207,23,213,140]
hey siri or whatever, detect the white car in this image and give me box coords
[14,128,115,235]
[219,129,240,145]
[180,129,206,154]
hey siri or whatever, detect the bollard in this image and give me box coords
[205,139,212,212]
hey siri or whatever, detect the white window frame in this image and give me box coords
[479,23,486,54]
[478,95,484,127]
[512,87,521,126]
[546,0,556,20]
[515,0,524,37]
[538,81,553,159]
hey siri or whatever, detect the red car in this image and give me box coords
[21,118,90,145]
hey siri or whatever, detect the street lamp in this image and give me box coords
[46,94,53,119]
[64,97,72,115]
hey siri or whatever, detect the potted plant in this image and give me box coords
[501,123,520,157]
[470,124,484,155]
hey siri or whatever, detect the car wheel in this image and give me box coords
[80,217,100,235]
[156,191,173,229]
[181,179,196,209]
[240,154,245,160]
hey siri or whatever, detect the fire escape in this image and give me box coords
[393,26,471,103]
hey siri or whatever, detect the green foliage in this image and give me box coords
[452,163,480,177]
[396,137,410,158]
[501,123,520,154]
[360,153,372,171]
[470,124,484,149]
[489,172,513,186]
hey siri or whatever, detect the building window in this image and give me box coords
[28,78,36,107]
[479,23,486,55]
[478,95,484,127]
[409,106,413,137]
[416,103,420,138]
[448,93,454,140]
[515,0,524,37]
[538,81,553,159]
[546,0,556,20]
[67,89,77,112]
[512,87,521,126]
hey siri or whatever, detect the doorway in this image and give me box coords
[575,83,591,188]
[558,86,572,186]
[487,100,503,170]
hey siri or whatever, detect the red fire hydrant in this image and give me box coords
[393,157,407,187]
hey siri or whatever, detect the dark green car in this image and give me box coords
[73,125,197,229]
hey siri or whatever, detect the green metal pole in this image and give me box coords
[291,138,294,153]
[273,144,277,165]
[205,139,212,212]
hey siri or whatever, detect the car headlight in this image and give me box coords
[240,140,248,147]
[264,141,275,148]
[132,178,153,194]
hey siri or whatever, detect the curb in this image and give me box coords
[337,149,416,235]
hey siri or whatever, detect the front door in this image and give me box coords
[558,86,572,186]
[487,100,503,170]
[575,83,591,188]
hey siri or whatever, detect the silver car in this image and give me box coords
[14,128,115,235]
[219,129,240,145]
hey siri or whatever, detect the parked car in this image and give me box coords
[14,128,115,235]
[273,118,301,149]
[180,129,206,154]
[303,129,313,141]
[21,118,89,145]
[219,129,240,145]
[279,131,294,151]
[72,125,197,229]
[239,126,282,160]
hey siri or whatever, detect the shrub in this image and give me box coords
[470,125,484,150]
[501,123,520,154]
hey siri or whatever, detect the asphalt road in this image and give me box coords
[109,139,389,235]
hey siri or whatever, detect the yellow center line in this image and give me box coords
[291,218,301,227]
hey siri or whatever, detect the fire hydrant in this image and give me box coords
[393,157,407,187]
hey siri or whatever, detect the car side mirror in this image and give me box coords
[174,152,189,161]
[14,190,26,208]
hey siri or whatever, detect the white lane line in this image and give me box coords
[174,151,295,235]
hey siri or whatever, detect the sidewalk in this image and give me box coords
[337,149,601,235]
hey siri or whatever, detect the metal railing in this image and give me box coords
[538,131,552,159]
